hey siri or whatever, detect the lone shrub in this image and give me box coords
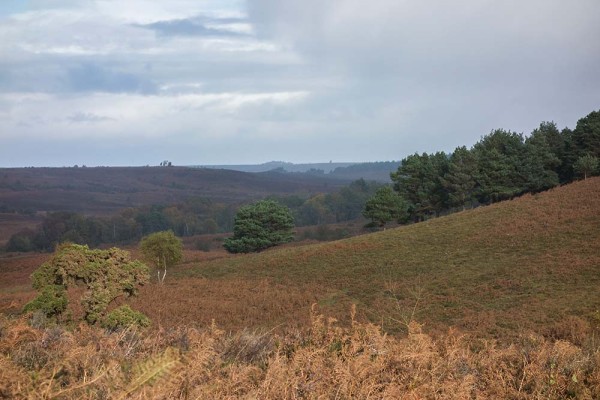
[25,243,149,325]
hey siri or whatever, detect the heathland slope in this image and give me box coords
[1,178,599,340]
[129,177,600,338]
[1,178,599,399]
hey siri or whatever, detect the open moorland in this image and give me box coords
[0,178,599,398]
[0,166,347,216]
[4,177,598,337]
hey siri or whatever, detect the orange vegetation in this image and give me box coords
[1,306,599,399]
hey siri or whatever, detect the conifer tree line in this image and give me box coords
[365,110,600,225]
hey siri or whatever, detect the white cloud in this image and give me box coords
[94,0,244,23]
[0,90,309,141]
[0,10,157,58]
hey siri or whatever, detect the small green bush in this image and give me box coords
[102,305,151,331]
[26,243,149,325]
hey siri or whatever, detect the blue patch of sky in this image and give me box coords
[0,0,28,18]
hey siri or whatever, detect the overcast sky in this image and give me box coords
[1,0,599,167]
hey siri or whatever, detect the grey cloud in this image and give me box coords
[16,116,45,128]
[138,16,249,37]
[0,62,68,93]
[245,0,600,151]
[247,0,600,86]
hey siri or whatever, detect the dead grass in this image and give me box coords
[167,178,600,339]
[0,307,599,399]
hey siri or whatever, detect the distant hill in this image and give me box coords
[194,161,401,182]
[193,161,356,174]
[0,166,347,215]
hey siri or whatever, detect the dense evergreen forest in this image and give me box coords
[384,110,599,223]
[4,109,599,252]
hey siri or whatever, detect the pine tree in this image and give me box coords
[391,152,448,221]
[441,146,477,210]
[529,121,571,182]
[473,129,527,203]
[363,186,408,228]
[523,133,560,192]
[224,200,294,253]
[572,110,600,158]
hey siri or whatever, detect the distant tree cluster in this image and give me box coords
[4,199,237,252]
[5,179,380,253]
[363,110,600,227]
[275,179,383,226]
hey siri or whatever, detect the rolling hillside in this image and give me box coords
[130,177,600,338]
[1,178,599,340]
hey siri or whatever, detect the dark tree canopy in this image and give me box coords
[224,200,294,253]
[363,186,408,228]
[472,129,527,203]
[523,133,560,192]
[572,110,600,159]
[377,110,600,225]
[391,152,448,221]
[441,146,477,210]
